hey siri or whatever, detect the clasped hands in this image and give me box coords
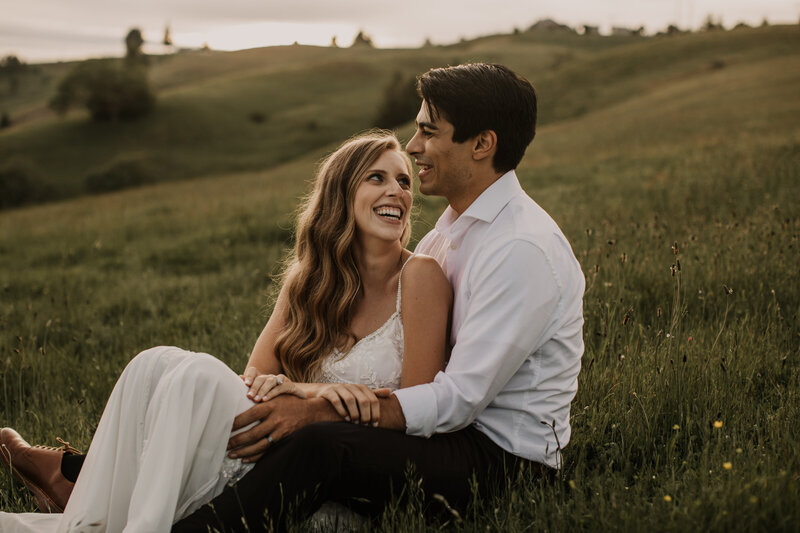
[227,366,391,462]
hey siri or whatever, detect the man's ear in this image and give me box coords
[472,130,497,162]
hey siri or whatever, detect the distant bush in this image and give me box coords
[0,55,26,95]
[373,71,419,130]
[85,156,156,194]
[0,160,49,209]
[248,111,268,124]
[49,60,155,121]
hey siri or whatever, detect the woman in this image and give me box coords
[0,131,452,532]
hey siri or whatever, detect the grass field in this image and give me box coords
[1,25,799,531]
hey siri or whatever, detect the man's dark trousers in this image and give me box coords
[171,421,532,532]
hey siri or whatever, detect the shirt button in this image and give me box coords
[449,243,457,250]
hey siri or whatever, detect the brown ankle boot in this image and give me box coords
[0,428,81,512]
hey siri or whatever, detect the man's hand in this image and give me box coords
[317,384,391,426]
[227,395,339,463]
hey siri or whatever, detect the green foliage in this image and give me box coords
[85,155,157,194]
[49,60,155,121]
[373,70,420,130]
[124,28,145,65]
[0,55,24,72]
[0,160,49,209]
[0,55,25,95]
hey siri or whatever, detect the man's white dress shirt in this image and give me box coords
[394,170,585,468]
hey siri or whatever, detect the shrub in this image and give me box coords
[49,60,155,121]
[85,156,156,193]
[373,71,420,130]
[0,160,49,209]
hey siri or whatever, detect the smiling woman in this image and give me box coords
[0,129,452,532]
[353,149,413,245]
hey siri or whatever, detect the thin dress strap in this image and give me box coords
[395,254,414,313]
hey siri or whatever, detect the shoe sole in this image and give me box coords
[0,444,64,513]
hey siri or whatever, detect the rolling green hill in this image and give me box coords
[2,25,797,206]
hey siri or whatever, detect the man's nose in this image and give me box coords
[406,131,421,155]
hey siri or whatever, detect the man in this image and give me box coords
[1,63,584,530]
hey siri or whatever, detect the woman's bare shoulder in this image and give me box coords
[401,254,451,300]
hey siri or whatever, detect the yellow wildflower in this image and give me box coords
[663,495,672,502]
[723,462,732,470]
[672,424,680,430]
[713,420,723,429]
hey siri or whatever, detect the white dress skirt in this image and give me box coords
[0,347,257,532]
[0,258,410,533]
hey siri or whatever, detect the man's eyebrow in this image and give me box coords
[417,120,438,130]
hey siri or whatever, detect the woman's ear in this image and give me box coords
[472,130,498,162]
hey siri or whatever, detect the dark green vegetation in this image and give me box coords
[2,25,799,531]
[49,60,155,122]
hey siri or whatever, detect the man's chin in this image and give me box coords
[418,183,439,196]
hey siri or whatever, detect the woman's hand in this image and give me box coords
[240,367,306,402]
[316,383,392,426]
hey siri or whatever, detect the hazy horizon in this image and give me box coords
[2,0,798,63]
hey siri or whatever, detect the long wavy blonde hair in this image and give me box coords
[275,131,412,382]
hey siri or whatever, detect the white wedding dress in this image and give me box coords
[0,258,410,532]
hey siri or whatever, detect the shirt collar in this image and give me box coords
[434,170,522,240]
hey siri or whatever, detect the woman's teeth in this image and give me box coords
[375,207,401,219]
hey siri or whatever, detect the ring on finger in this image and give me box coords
[267,435,274,445]
[276,375,284,385]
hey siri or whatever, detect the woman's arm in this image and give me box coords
[245,285,290,375]
[245,256,451,416]
[240,285,289,400]
[398,255,452,388]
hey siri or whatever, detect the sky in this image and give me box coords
[2,0,798,63]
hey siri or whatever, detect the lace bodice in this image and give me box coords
[317,256,411,392]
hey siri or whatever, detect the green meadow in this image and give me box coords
[1,25,799,531]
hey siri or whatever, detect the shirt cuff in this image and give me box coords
[393,384,438,437]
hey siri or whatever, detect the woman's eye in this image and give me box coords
[399,178,411,188]
[367,173,383,182]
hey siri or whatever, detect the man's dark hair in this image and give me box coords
[417,63,537,173]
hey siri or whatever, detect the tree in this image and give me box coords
[0,55,25,95]
[373,71,419,129]
[49,60,155,121]
[163,25,173,47]
[125,28,145,65]
[351,30,374,48]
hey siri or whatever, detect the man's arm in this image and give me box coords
[394,240,561,436]
[227,394,407,462]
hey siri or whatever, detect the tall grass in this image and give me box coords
[1,25,799,531]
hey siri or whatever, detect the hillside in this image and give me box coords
[2,25,797,206]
